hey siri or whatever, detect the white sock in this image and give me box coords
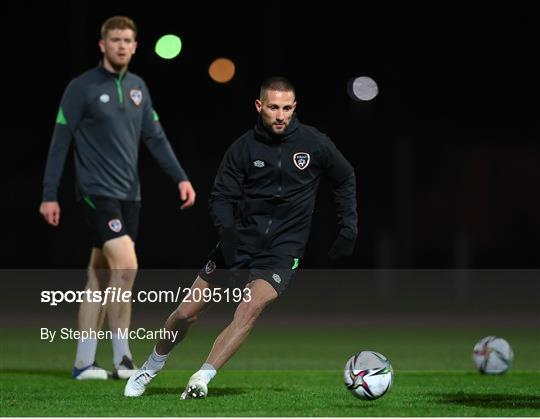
[112,333,132,367]
[196,362,217,385]
[74,338,98,369]
[144,347,169,374]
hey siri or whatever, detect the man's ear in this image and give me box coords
[98,39,105,53]
[255,99,262,113]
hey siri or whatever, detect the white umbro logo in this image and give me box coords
[272,273,281,284]
[253,160,265,168]
[100,94,110,103]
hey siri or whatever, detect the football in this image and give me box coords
[344,350,394,400]
[473,336,514,374]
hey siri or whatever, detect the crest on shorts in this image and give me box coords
[205,260,216,274]
[272,273,282,284]
[293,152,310,170]
[108,219,122,233]
[129,89,143,106]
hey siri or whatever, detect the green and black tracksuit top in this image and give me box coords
[209,115,357,257]
[42,64,188,202]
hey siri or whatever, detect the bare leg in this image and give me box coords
[101,235,138,373]
[78,249,109,332]
[155,276,214,355]
[206,279,277,369]
[123,277,215,395]
[73,249,109,371]
[177,279,277,398]
[101,235,138,333]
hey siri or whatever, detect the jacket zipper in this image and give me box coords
[116,75,124,106]
[264,144,283,238]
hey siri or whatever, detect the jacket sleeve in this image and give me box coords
[322,136,358,240]
[42,80,84,201]
[141,86,188,183]
[208,140,245,231]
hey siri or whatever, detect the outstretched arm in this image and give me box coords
[331,173,358,241]
[141,107,189,185]
[41,80,84,225]
[208,140,245,266]
[328,173,358,259]
[208,140,245,231]
[140,88,194,206]
[322,137,358,259]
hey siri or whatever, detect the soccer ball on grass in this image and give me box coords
[344,350,393,400]
[472,336,513,374]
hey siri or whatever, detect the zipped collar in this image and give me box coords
[254,114,300,144]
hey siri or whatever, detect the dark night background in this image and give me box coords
[2,1,538,269]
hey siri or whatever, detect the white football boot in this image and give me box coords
[72,362,108,380]
[124,362,157,397]
[113,355,138,380]
[180,372,208,399]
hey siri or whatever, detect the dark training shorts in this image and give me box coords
[79,195,140,248]
[198,244,301,295]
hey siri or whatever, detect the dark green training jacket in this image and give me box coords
[209,115,357,257]
[42,64,188,201]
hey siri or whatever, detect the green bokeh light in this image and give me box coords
[155,34,182,59]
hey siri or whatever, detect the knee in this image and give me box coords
[107,263,137,291]
[107,254,138,278]
[103,238,138,271]
[235,296,275,327]
[172,307,198,325]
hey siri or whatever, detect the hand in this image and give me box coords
[178,181,196,209]
[328,234,355,260]
[40,201,61,226]
[219,228,239,267]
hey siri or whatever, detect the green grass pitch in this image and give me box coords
[1,325,539,416]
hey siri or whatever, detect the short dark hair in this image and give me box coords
[260,76,295,100]
[101,16,137,39]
